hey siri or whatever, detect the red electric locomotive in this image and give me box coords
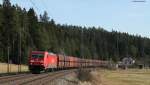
[29,51,79,73]
[29,51,58,73]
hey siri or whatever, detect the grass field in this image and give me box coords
[92,69,150,85]
[78,69,150,85]
[0,62,28,73]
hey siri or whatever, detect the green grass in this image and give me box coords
[0,62,29,73]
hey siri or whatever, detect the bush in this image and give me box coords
[77,68,92,82]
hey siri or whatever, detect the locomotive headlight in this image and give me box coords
[30,60,34,62]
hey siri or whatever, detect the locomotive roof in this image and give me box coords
[48,52,56,55]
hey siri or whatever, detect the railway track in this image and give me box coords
[0,69,76,85]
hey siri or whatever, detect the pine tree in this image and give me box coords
[1,0,14,61]
[27,8,38,49]
[40,11,49,23]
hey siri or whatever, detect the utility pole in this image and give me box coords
[116,34,119,61]
[18,27,22,73]
[19,27,22,72]
[81,28,84,68]
[79,28,84,68]
[7,46,10,73]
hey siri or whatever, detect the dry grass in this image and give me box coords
[77,69,102,85]
[98,69,150,85]
[0,62,28,73]
[78,69,150,85]
[46,68,150,85]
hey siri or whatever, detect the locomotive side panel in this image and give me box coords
[44,53,58,69]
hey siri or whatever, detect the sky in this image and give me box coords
[0,0,150,38]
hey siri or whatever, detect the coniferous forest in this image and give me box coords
[0,0,150,65]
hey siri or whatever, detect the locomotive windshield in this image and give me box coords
[32,54,44,58]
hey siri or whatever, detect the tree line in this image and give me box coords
[0,0,150,64]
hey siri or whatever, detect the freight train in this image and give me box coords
[29,51,108,73]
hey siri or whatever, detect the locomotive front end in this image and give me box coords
[29,51,45,73]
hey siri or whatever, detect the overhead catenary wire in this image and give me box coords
[28,0,41,13]
[28,0,54,20]
[41,0,54,19]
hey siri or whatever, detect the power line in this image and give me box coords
[28,0,54,19]
[132,0,146,2]
[41,0,54,18]
[28,0,41,12]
